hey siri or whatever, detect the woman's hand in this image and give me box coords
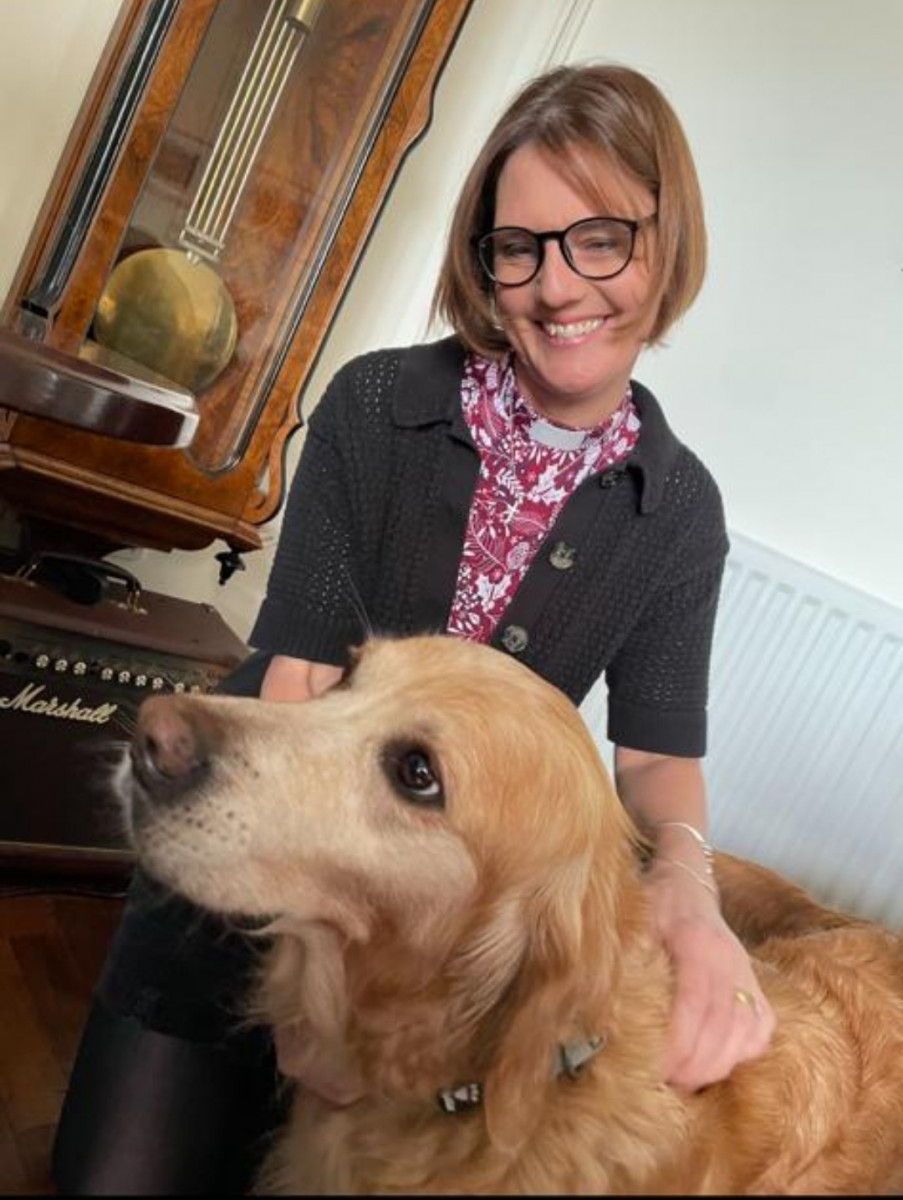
[645,858,775,1091]
[260,654,343,703]
[613,746,775,1091]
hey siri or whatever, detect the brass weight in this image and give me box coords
[92,1,328,395]
[93,248,239,394]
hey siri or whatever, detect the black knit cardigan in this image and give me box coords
[251,336,729,757]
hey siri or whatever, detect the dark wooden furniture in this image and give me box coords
[0,881,125,1195]
[0,0,472,558]
[0,328,197,447]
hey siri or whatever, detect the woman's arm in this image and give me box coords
[615,746,775,1092]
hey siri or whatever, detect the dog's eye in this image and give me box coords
[398,751,438,795]
[383,742,444,808]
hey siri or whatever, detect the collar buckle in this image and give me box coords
[435,1034,607,1115]
[437,1081,482,1114]
[557,1034,607,1080]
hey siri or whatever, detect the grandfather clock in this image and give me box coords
[0,0,472,558]
[0,0,472,873]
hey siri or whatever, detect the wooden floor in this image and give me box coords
[0,875,125,1195]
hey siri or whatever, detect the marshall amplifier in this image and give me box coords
[0,555,249,877]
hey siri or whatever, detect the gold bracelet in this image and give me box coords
[657,855,719,896]
[655,820,715,874]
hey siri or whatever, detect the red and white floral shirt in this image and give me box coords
[446,353,641,644]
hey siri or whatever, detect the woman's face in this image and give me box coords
[492,142,658,427]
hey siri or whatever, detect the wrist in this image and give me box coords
[648,854,720,901]
[645,819,720,910]
[645,858,723,934]
[651,820,715,882]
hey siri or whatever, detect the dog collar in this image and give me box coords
[436,1035,607,1115]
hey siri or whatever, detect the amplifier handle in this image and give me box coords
[17,552,144,611]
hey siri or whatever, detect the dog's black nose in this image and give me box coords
[131,695,214,801]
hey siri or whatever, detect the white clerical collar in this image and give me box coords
[527,418,588,451]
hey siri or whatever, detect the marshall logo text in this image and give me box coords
[0,683,119,724]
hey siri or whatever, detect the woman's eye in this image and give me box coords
[573,232,619,254]
[498,237,535,260]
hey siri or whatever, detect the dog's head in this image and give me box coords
[123,635,629,931]
[120,635,641,1147]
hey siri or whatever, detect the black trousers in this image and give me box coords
[52,651,290,1196]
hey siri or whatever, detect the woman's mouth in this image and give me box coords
[541,317,607,341]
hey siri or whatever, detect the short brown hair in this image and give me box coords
[431,63,706,353]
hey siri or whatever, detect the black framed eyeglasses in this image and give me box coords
[473,214,657,287]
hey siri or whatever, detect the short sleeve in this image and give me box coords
[249,366,369,665]
[605,482,728,757]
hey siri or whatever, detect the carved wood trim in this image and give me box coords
[244,0,474,525]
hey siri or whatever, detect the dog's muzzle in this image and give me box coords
[128,694,216,806]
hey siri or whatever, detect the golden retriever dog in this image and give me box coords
[120,634,903,1194]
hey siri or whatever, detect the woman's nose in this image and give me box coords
[533,239,585,305]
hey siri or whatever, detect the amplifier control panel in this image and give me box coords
[0,619,230,696]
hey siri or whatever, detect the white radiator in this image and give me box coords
[706,532,903,928]
[579,530,903,928]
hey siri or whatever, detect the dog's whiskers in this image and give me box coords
[342,566,374,640]
[115,712,138,738]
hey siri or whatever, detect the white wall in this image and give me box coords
[0,0,123,302]
[1,0,901,640]
[567,0,903,610]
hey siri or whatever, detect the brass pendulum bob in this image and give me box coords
[93,248,238,394]
[92,0,324,395]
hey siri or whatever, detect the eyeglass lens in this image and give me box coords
[479,218,635,285]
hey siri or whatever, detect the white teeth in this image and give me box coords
[543,318,605,339]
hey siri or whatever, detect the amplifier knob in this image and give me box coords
[151,677,165,691]
[173,681,186,693]
[100,666,115,682]
[72,661,88,676]
[35,653,51,669]
[134,674,149,688]
[54,659,69,673]
[189,684,202,694]
[117,669,132,685]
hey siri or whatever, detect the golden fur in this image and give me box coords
[122,635,903,1194]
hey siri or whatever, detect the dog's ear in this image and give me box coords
[261,924,349,1041]
[257,925,365,1103]
[482,859,614,1156]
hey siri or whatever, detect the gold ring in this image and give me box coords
[733,988,759,1015]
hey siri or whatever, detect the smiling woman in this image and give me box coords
[434,61,706,373]
[252,58,771,1099]
[486,144,658,427]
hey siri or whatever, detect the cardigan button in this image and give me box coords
[599,468,623,489]
[500,624,529,655]
[549,541,576,570]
